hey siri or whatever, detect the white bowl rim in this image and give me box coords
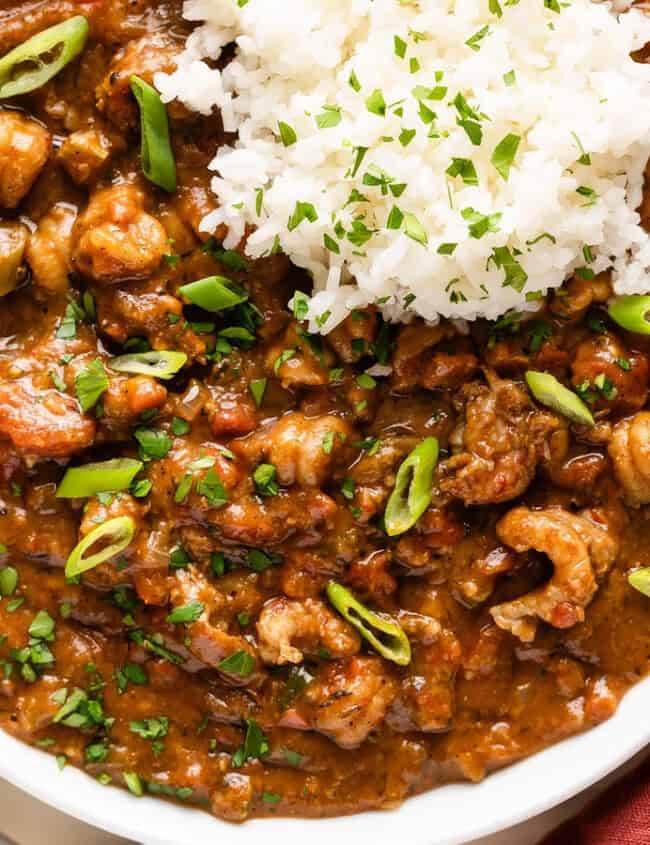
[1,674,649,845]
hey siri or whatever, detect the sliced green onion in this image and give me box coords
[178,276,248,312]
[108,350,187,380]
[129,75,176,193]
[0,16,89,98]
[629,567,650,597]
[608,295,650,335]
[326,582,411,666]
[65,516,135,578]
[123,771,144,797]
[56,458,143,498]
[525,371,594,427]
[0,566,17,597]
[384,437,438,537]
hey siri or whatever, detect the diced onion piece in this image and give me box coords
[608,295,650,336]
[525,371,594,427]
[384,437,438,537]
[56,458,144,498]
[326,581,411,666]
[65,516,135,578]
[130,75,177,193]
[108,350,187,380]
[0,16,89,98]
[178,276,248,312]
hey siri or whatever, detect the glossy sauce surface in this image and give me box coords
[1,0,650,823]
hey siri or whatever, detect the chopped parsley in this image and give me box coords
[341,477,355,500]
[115,663,148,695]
[465,25,490,51]
[75,360,108,413]
[446,157,478,186]
[196,467,228,508]
[249,378,267,407]
[491,133,521,181]
[288,202,318,231]
[170,417,190,436]
[135,428,173,461]
[130,716,169,741]
[491,246,528,292]
[576,185,599,206]
[0,567,17,597]
[246,549,278,573]
[166,601,204,625]
[274,348,297,373]
[232,719,270,768]
[461,207,502,239]
[316,105,342,129]
[218,650,255,677]
[366,89,387,116]
[278,121,297,147]
[253,463,279,497]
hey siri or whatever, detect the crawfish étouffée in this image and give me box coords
[1,0,650,823]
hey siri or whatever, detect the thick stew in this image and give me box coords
[0,0,650,823]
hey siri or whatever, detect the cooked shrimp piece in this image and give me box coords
[0,111,50,208]
[550,272,611,321]
[327,308,378,363]
[280,550,342,599]
[386,630,460,733]
[391,320,454,391]
[25,203,77,294]
[280,656,397,748]
[490,506,618,642]
[265,324,335,388]
[571,333,648,415]
[347,550,397,600]
[169,566,257,677]
[256,596,360,665]
[72,183,168,282]
[209,489,337,547]
[97,33,187,129]
[545,451,607,492]
[95,286,207,360]
[233,412,354,487]
[440,372,561,505]
[172,178,221,241]
[0,377,96,458]
[100,374,168,422]
[608,412,650,506]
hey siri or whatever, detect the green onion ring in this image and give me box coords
[608,295,650,336]
[525,371,594,427]
[326,582,411,666]
[56,458,143,498]
[0,16,89,98]
[108,350,187,380]
[178,276,248,312]
[384,437,439,537]
[629,567,650,598]
[129,75,177,193]
[65,516,135,578]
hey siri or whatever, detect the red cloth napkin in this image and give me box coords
[541,755,650,844]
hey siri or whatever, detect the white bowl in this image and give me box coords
[2,675,649,845]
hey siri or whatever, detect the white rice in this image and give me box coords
[156,0,650,331]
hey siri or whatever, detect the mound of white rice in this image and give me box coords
[157,0,650,331]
